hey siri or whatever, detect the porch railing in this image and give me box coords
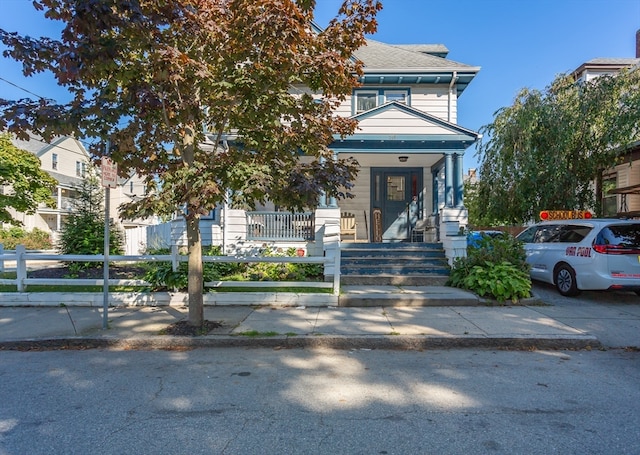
[246,211,315,241]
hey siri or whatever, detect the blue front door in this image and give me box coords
[371,168,422,242]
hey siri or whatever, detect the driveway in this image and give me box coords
[530,282,640,348]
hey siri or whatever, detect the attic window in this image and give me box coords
[52,153,58,170]
[355,91,378,113]
[385,90,408,104]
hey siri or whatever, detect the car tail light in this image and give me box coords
[593,244,640,254]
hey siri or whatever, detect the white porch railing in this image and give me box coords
[246,211,315,241]
[0,243,341,296]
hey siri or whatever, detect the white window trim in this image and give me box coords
[384,90,409,104]
[354,90,379,114]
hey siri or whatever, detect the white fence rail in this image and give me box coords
[0,244,341,295]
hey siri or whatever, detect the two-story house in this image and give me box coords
[6,132,154,252]
[324,38,480,242]
[171,35,481,253]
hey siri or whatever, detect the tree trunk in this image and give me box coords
[182,122,204,327]
[186,213,204,327]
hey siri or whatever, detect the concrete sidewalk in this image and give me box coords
[0,293,601,351]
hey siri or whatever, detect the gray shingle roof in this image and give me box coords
[393,44,449,58]
[353,39,476,71]
[584,58,640,65]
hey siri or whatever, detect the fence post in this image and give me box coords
[0,243,4,274]
[333,243,341,297]
[16,244,26,292]
[322,219,341,296]
[171,244,178,272]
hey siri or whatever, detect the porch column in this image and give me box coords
[444,153,454,208]
[454,153,464,207]
[432,169,439,214]
[328,152,338,208]
[318,157,327,208]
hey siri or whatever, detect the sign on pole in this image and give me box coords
[101,156,117,189]
[101,154,116,329]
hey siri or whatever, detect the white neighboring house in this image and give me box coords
[4,132,155,253]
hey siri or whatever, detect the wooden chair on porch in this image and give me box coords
[340,212,357,242]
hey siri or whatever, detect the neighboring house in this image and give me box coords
[177,35,481,252]
[4,132,155,252]
[573,31,640,218]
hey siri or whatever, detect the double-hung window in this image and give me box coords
[355,91,378,113]
[354,89,410,114]
[52,153,58,170]
[76,161,86,177]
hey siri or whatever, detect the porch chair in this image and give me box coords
[340,212,357,242]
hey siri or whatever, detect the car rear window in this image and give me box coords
[532,224,592,243]
[595,224,640,248]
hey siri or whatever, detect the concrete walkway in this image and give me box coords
[0,286,605,351]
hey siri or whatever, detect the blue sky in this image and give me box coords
[1,0,639,172]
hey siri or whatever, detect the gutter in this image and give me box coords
[448,71,457,122]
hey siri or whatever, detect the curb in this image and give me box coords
[0,334,602,352]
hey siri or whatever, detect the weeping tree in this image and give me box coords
[476,67,640,225]
[0,0,382,327]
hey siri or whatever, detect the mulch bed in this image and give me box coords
[161,320,224,336]
[27,264,147,280]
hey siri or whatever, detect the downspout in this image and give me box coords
[448,71,457,122]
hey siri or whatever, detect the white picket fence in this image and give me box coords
[0,240,341,296]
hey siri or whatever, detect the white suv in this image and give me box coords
[516,219,640,296]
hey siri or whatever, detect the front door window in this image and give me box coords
[386,176,405,201]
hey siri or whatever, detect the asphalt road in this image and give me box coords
[531,282,640,348]
[1,347,639,455]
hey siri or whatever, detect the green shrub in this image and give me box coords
[0,227,52,250]
[448,233,531,302]
[141,246,321,291]
[448,260,531,303]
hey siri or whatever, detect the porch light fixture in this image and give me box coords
[398,156,408,162]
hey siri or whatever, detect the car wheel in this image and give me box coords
[555,264,580,297]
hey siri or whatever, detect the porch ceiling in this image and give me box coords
[334,152,444,168]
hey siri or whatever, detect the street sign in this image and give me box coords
[101,156,117,188]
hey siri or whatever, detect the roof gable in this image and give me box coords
[353,101,479,138]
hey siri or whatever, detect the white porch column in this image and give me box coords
[444,153,454,208]
[454,153,465,207]
[328,152,338,208]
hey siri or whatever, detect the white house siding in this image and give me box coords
[356,107,456,135]
[409,85,456,122]
[334,167,371,241]
[334,84,454,120]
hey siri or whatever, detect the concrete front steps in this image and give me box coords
[340,242,450,287]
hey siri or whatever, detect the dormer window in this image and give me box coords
[355,91,378,113]
[354,89,410,114]
[385,90,408,104]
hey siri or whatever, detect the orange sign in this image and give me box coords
[539,210,592,221]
